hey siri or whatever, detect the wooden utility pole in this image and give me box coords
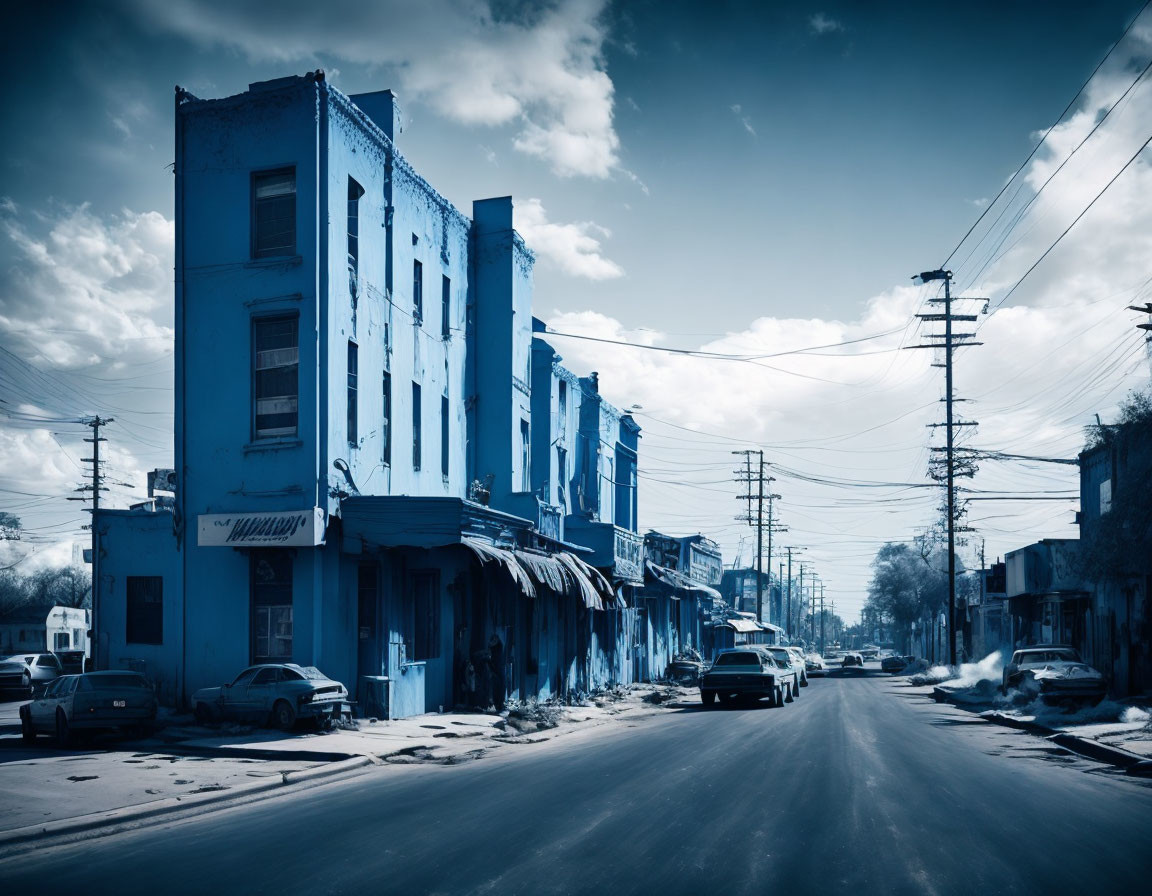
[733,450,773,623]
[68,415,113,669]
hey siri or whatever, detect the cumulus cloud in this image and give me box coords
[514,198,624,280]
[0,202,174,369]
[133,0,621,179]
[809,13,844,35]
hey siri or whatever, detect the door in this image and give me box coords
[243,667,281,720]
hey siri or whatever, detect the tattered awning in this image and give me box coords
[644,561,722,601]
[722,617,762,634]
[461,537,620,610]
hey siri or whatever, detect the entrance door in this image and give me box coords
[357,564,380,680]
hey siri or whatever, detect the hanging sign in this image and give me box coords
[198,507,325,547]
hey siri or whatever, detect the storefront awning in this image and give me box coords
[461,537,620,611]
[723,617,762,634]
[644,561,722,601]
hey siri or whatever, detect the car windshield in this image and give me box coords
[1020,649,1079,663]
[714,652,762,666]
[82,674,150,690]
[297,666,327,680]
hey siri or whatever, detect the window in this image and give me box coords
[413,260,423,324]
[252,551,292,663]
[441,275,451,338]
[558,380,567,425]
[347,177,363,277]
[441,395,450,477]
[382,371,392,465]
[520,419,531,491]
[53,632,69,650]
[253,316,299,439]
[252,667,279,685]
[412,382,422,470]
[126,576,163,645]
[347,341,359,445]
[556,446,567,506]
[253,169,296,258]
[407,571,439,661]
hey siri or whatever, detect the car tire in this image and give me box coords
[272,699,296,730]
[20,708,36,743]
[717,692,734,707]
[55,709,73,748]
[701,690,717,707]
[194,702,214,725]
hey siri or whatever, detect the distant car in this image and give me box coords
[1002,646,1106,703]
[785,647,810,686]
[192,664,349,729]
[700,648,798,707]
[860,646,880,660]
[0,657,33,698]
[804,653,827,675]
[841,653,864,668]
[10,653,63,694]
[763,646,806,695]
[665,659,705,687]
[20,671,158,746]
[881,655,915,674]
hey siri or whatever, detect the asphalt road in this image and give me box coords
[3,666,1151,895]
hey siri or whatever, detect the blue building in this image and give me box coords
[93,72,661,718]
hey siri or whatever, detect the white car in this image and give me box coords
[785,646,810,686]
[764,647,806,695]
[4,653,63,695]
[1001,646,1106,703]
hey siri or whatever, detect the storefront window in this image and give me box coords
[252,551,293,663]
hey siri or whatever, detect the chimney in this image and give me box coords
[349,89,402,142]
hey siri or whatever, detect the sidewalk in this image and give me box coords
[0,683,695,848]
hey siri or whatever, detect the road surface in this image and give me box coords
[3,666,1150,895]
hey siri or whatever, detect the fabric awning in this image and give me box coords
[723,617,762,634]
[644,561,722,601]
[461,537,619,610]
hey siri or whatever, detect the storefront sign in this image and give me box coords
[198,507,325,547]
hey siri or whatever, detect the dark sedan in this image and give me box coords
[700,648,797,707]
[20,671,158,746]
[881,655,915,673]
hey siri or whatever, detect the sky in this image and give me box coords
[1,0,1151,625]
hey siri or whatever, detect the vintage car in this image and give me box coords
[841,652,864,668]
[1001,646,1106,703]
[785,647,810,686]
[881,654,916,674]
[0,657,33,697]
[700,648,798,707]
[664,658,705,688]
[8,652,63,695]
[764,646,806,693]
[20,671,158,746]
[192,664,349,729]
[804,653,827,675]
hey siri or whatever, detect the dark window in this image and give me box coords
[358,565,377,642]
[126,576,163,645]
[558,380,567,425]
[253,316,299,439]
[407,571,439,661]
[252,551,293,664]
[253,169,296,258]
[347,177,363,276]
[520,419,530,491]
[413,260,423,324]
[714,652,761,666]
[441,275,451,338]
[252,667,279,685]
[556,446,568,506]
[440,395,450,477]
[412,382,422,470]
[382,371,392,465]
[347,341,358,445]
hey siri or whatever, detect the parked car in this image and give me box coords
[11,653,63,694]
[1001,646,1106,703]
[700,648,798,707]
[785,647,810,686]
[881,655,916,674]
[192,664,349,729]
[0,657,33,698]
[804,653,827,675]
[764,646,806,695]
[665,658,705,687]
[841,653,864,668]
[20,671,158,746]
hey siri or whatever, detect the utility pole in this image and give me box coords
[797,562,806,644]
[68,415,113,670]
[907,269,984,667]
[819,583,826,655]
[733,450,773,623]
[1129,302,1152,372]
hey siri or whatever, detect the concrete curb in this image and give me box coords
[979,710,1150,773]
[0,755,373,851]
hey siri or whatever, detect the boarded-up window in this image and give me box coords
[253,169,295,258]
[126,576,163,645]
[253,316,299,439]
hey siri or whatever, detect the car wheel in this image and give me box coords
[55,709,74,748]
[20,708,36,743]
[701,690,717,707]
[194,702,214,725]
[717,692,734,707]
[272,699,296,730]
[784,683,795,703]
